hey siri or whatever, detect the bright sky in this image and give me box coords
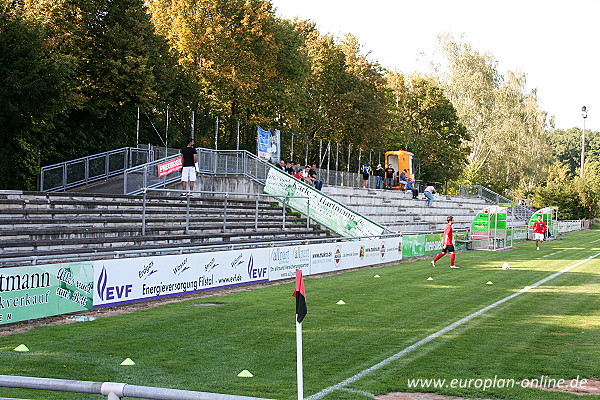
[271,0,599,132]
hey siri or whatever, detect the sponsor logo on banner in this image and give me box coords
[96,266,132,302]
[334,246,341,266]
[380,242,386,259]
[247,255,268,280]
[157,156,183,177]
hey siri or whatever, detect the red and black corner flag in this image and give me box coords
[292,269,307,323]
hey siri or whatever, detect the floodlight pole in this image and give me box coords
[581,106,588,178]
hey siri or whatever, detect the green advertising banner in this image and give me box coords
[424,233,443,255]
[264,168,385,237]
[402,234,426,258]
[0,263,94,325]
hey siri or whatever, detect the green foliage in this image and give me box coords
[386,72,469,183]
[436,35,552,193]
[531,162,600,219]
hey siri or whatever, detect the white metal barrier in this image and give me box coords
[0,375,275,400]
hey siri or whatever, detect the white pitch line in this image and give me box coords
[306,251,600,400]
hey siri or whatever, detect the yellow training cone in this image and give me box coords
[14,344,29,352]
[427,277,434,281]
[336,300,346,305]
[237,370,254,378]
[120,358,135,365]
[486,281,494,285]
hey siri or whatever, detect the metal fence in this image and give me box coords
[124,148,275,195]
[459,184,535,221]
[124,147,425,195]
[41,147,152,192]
[0,374,275,400]
[140,188,311,235]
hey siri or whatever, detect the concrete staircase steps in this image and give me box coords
[0,191,333,261]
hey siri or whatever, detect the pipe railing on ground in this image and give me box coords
[0,375,275,400]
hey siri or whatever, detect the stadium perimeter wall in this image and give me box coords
[0,221,588,326]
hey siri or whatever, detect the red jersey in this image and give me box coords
[443,223,453,246]
[532,221,547,234]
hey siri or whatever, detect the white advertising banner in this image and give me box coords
[307,237,402,276]
[264,168,386,237]
[93,248,271,308]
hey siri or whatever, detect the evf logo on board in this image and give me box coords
[96,266,132,303]
[247,255,268,281]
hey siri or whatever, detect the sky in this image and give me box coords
[270,0,599,132]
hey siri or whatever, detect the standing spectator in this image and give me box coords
[374,164,385,189]
[362,162,372,188]
[309,164,323,191]
[385,164,395,190]
[423,184,436,206]
[431,216,459,268]
[275,159,286,171]
[181,138,198,195]
[532,215,548,250]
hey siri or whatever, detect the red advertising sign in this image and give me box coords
[157,157,182,177]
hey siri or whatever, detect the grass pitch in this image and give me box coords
[1,228,599,400]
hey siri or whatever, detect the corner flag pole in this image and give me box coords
[292,269,307,400]
[296,315,303,400]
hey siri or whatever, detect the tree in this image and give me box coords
[435,34,552,194]
[0,1,73,189]
[386,72,469,183]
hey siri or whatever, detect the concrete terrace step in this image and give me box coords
[320,186,515,234]
[0,190,334,261]
[0,228,330,259]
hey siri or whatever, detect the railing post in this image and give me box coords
[141,189,147,236]
[85,156,90,184]
[255,195,259,231]
[62,163,67,189]
[186,194,190,234]
[223,193,228,231]
[282,197,286,229]
[306,198,310,229]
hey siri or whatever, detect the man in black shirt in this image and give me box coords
[181,139,197,195]
[385,164,395,190]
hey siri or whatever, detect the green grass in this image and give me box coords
[1,229,599,400]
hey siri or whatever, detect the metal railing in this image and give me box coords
[124,148,274,195]
[41,147,152,192]
[140,188,311,235]
[459,185,535,221]
[0,374,275,400]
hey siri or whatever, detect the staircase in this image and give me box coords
[0,191,331,263]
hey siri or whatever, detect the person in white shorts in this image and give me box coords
[181,138,198,195]
[531,215,548,250]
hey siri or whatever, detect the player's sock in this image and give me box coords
[450,253,456,265]
[433,253,444,263]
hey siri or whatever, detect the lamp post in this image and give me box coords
[581,106,588,178]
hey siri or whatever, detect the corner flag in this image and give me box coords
[292,269,307,323]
